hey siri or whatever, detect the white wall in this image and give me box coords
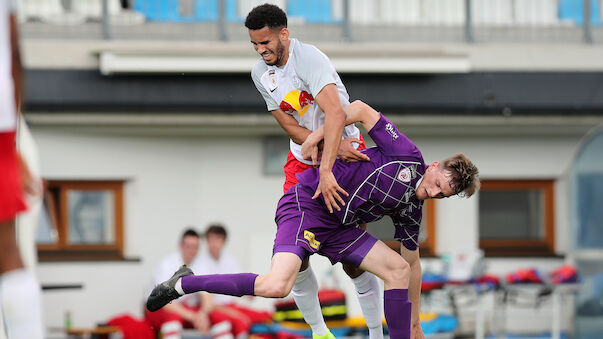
[31,124,586,334]
[33,126,283,329]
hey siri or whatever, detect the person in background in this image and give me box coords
[145,228,233,339]
[197,224,272,339]
[0,0,44,337]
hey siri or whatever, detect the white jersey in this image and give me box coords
[0,0,16,132]
[196,250,241,306]
[150,252,205,307]
[251,38,361,165]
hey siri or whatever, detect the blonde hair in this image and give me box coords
[441,153,480,198]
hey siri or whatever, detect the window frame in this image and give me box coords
[479,179,556,257]
[383,199,437,257]
[37,180,125,262]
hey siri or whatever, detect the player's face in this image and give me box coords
[416,162,456,200]
[180,235,200,265]
[249,26,288,66]
[206,233,226,260]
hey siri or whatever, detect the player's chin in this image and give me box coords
[263,57,277,65]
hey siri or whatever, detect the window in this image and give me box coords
[263,136,290,175]
[36,180,125,261]
[366,200,436,257]
[479,180,555,257]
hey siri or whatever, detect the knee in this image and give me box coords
[264,280,292,298]
[382,259,411,286]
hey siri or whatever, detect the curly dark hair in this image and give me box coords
[441,153,480,198]
[245,3,287,30]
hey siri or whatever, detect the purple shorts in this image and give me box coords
[273,185,378,267]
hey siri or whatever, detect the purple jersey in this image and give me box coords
[296,114,427,250]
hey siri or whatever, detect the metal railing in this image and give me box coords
[17,0,603,43]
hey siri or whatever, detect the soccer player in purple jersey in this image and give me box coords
[147,101,480,339]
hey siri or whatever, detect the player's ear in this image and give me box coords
[279,27,289,40]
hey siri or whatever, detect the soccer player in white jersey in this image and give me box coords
[0,1,44,338]
[245,4,383,339]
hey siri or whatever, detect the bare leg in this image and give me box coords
[179,252,302,299]
[254,252,302,298]
[343,224,384,339]
[358,240,411,339]
[0,219,23,273]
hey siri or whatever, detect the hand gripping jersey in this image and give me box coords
[251,38,361,165]
[296,114,427,251]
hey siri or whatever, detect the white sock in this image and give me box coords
[211,320,234,339]
[175,278,185,295]
[0,268,45,339]
[292,267,328,336]
[160,320,182,339]
[353,271,384,339]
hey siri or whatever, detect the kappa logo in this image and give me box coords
[304,230,321,250]
[397,167,411,183]
[280,90,314,116]
[385,123,399,139]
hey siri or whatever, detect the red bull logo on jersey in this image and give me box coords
[280,90,314,116]
[304,230,321,250]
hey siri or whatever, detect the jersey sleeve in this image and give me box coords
[294,45,338,97]
[391,207,422,251]
[368,113,423,159]
[251,65,279,111]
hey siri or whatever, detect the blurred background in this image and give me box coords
[8,0,603,338]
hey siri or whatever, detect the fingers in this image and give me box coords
[346,149,370,162]
[312,187,322,200]
[311,148,319,166]
[313,185,349,213]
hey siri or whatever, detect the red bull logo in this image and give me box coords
[280,90,314,116]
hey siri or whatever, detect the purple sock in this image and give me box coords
[181,273,258,296]
[384,289,411,339]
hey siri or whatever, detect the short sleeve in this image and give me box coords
[392,206,423,251]
[368,114,423,159]
[251,64,279,111]
[294,45,337,97]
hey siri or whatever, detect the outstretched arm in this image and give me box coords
[302,100,380,162]
[312,84,348,213]
[401,247,425,339]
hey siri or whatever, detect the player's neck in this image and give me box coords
[277,39,291,67]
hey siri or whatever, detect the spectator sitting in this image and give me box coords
[145,228,234,339]
[197,224,272,339]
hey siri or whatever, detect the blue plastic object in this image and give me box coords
[134,0,240,22]
[558,0,601,25]
[287,0,339,24]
